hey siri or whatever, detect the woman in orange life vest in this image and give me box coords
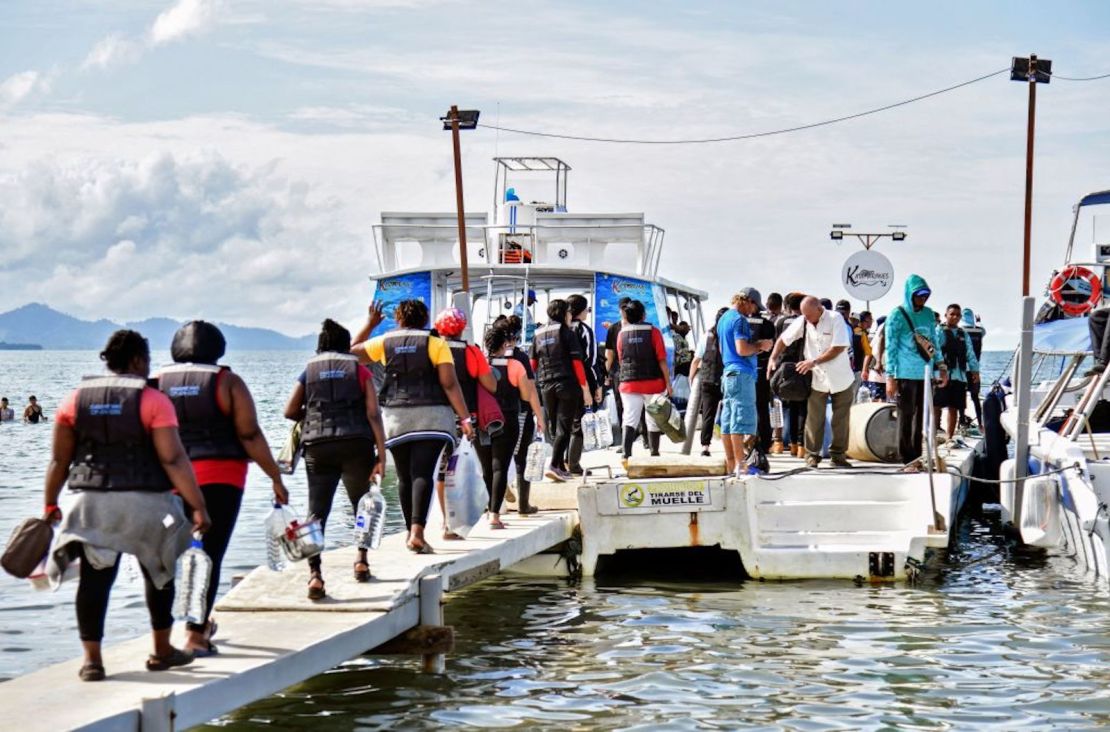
[284,319,386,600]
[430,307,496,540]
[43,330,211,681]
[352,300,474,554]
[156,321,289,654]
[481,322,546,528]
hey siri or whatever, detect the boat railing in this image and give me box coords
[373,220,665,279]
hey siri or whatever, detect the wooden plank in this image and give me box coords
[626,454,727,479]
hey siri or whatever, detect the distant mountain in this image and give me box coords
[0,303,315,351]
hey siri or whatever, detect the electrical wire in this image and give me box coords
[1052,71,1110,81]
[477,67,1010,145]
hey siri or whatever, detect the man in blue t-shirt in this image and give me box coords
[717,289,773,475]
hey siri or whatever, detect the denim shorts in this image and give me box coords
[719,368,757,435]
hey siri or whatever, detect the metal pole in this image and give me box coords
[1022,55,1037,297]
[449,105,470,293]
[419,574,446,673]
[1013,296,1035,515]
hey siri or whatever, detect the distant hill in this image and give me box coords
[0,303,315,351]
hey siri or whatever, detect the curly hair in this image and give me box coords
[395,299,429,329]
[484,325,512,355]
[317,319,352,354]
[100,330,150,373]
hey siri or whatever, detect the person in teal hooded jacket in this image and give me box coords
[884,274,948,464]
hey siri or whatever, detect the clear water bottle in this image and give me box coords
[524,438,551,483]
[265,503,295,571]
[173,533,212,624]
[354,481,387,550]
[594,407,613,448]
[770,398,784,429]
[856,385,872,404]
[122,553,142,584]
[581,410,600,452]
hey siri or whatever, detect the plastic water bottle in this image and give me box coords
[856,385,872,404]
[173,533,212,624]
[581,410,600,452]
[122,553,142,584]
[770,398,784,429]
[524,438,551,483]
[265,503,295,571]
[354,481,387,550]
[594,407,613,448]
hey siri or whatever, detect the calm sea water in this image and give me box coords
[2,350,1109,730]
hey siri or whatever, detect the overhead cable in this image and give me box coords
[1052,71,1110,81]
[476,67,1010,145]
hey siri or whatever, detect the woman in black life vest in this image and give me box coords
[492,314,543,513]
[690,307,728,457]
[482,323,546,528]
[157,321,289,653]
[43,330,211,681]
[284,319,386,600]
[353,299,475,554]
[530,299,593,482]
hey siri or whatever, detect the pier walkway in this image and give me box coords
[0,510,576,732]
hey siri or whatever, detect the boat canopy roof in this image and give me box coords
[1034,317,1092,355]
[1078,190,1110,208]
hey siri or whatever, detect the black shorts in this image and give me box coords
[934,380,968,409]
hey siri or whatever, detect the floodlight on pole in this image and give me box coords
[441,106,481,292]
[828,226,907,250]
[1011,54,1051,297]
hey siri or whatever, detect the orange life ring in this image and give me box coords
[1050,265,1102,316]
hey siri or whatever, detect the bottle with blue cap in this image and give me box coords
[173,533,212,624]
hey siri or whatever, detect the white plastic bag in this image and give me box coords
[581,411,601,452]
[443,439,487,538]
[672,375,690,401]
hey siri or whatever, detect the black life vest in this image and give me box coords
[446,339,478,413]
[511,346,534,411]
[778,315,805,363]
[618,324,663,383]
[964,325,985,360]
[302,353,374,445]
[157,364,247,461]
[533,323,575,390]
[489,356,521,416]
[700,328,723,386]
[942,327,969,372]
[67,375,172,492]
[378,330,450,409]
[746,315,775,371]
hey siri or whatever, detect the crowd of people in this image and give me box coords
[35,275,985,680]
[702,274,985,477]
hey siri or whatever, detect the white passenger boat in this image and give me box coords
[369,157,975,582]
[999,190,1110,581]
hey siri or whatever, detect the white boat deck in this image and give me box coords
[0,511,576,732]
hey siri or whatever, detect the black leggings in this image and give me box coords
[699,382,722,447]
[74,543,174,642]
[543,385,581,470]
[186,484,242,632]
[786,399,808,446]
[390,439,448,529]
[514,410,536,490]
[304,438,375,571]
[475,416,520,514]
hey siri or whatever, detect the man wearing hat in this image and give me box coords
[717,290,773,475]
[742,287,778,453]
[884,274,947,465]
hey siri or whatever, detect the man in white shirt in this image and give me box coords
[0,397,13,422]
[768,296,855,468]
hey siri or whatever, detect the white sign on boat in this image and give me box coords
[841,250,894,300]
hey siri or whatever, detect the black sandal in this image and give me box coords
[307,571,326,600]
[146,648,193,672]
[79,663,105,682]
[353,560,371,583]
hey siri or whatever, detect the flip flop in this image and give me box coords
[79,663,105,682]
[406,541,434,554]
[443,530,464,541]
[307,572,326,600]
[189,641,219,658]
[489,519,506,530]
[146,648,194,672]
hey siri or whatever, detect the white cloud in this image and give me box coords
[81,34,144,70]
[149,0,219,46]
[0,71,48,108]
[82,0,222,73]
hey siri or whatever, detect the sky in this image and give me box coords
[1,0,1109,341]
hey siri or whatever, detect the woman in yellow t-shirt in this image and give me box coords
[352,300,473,554]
